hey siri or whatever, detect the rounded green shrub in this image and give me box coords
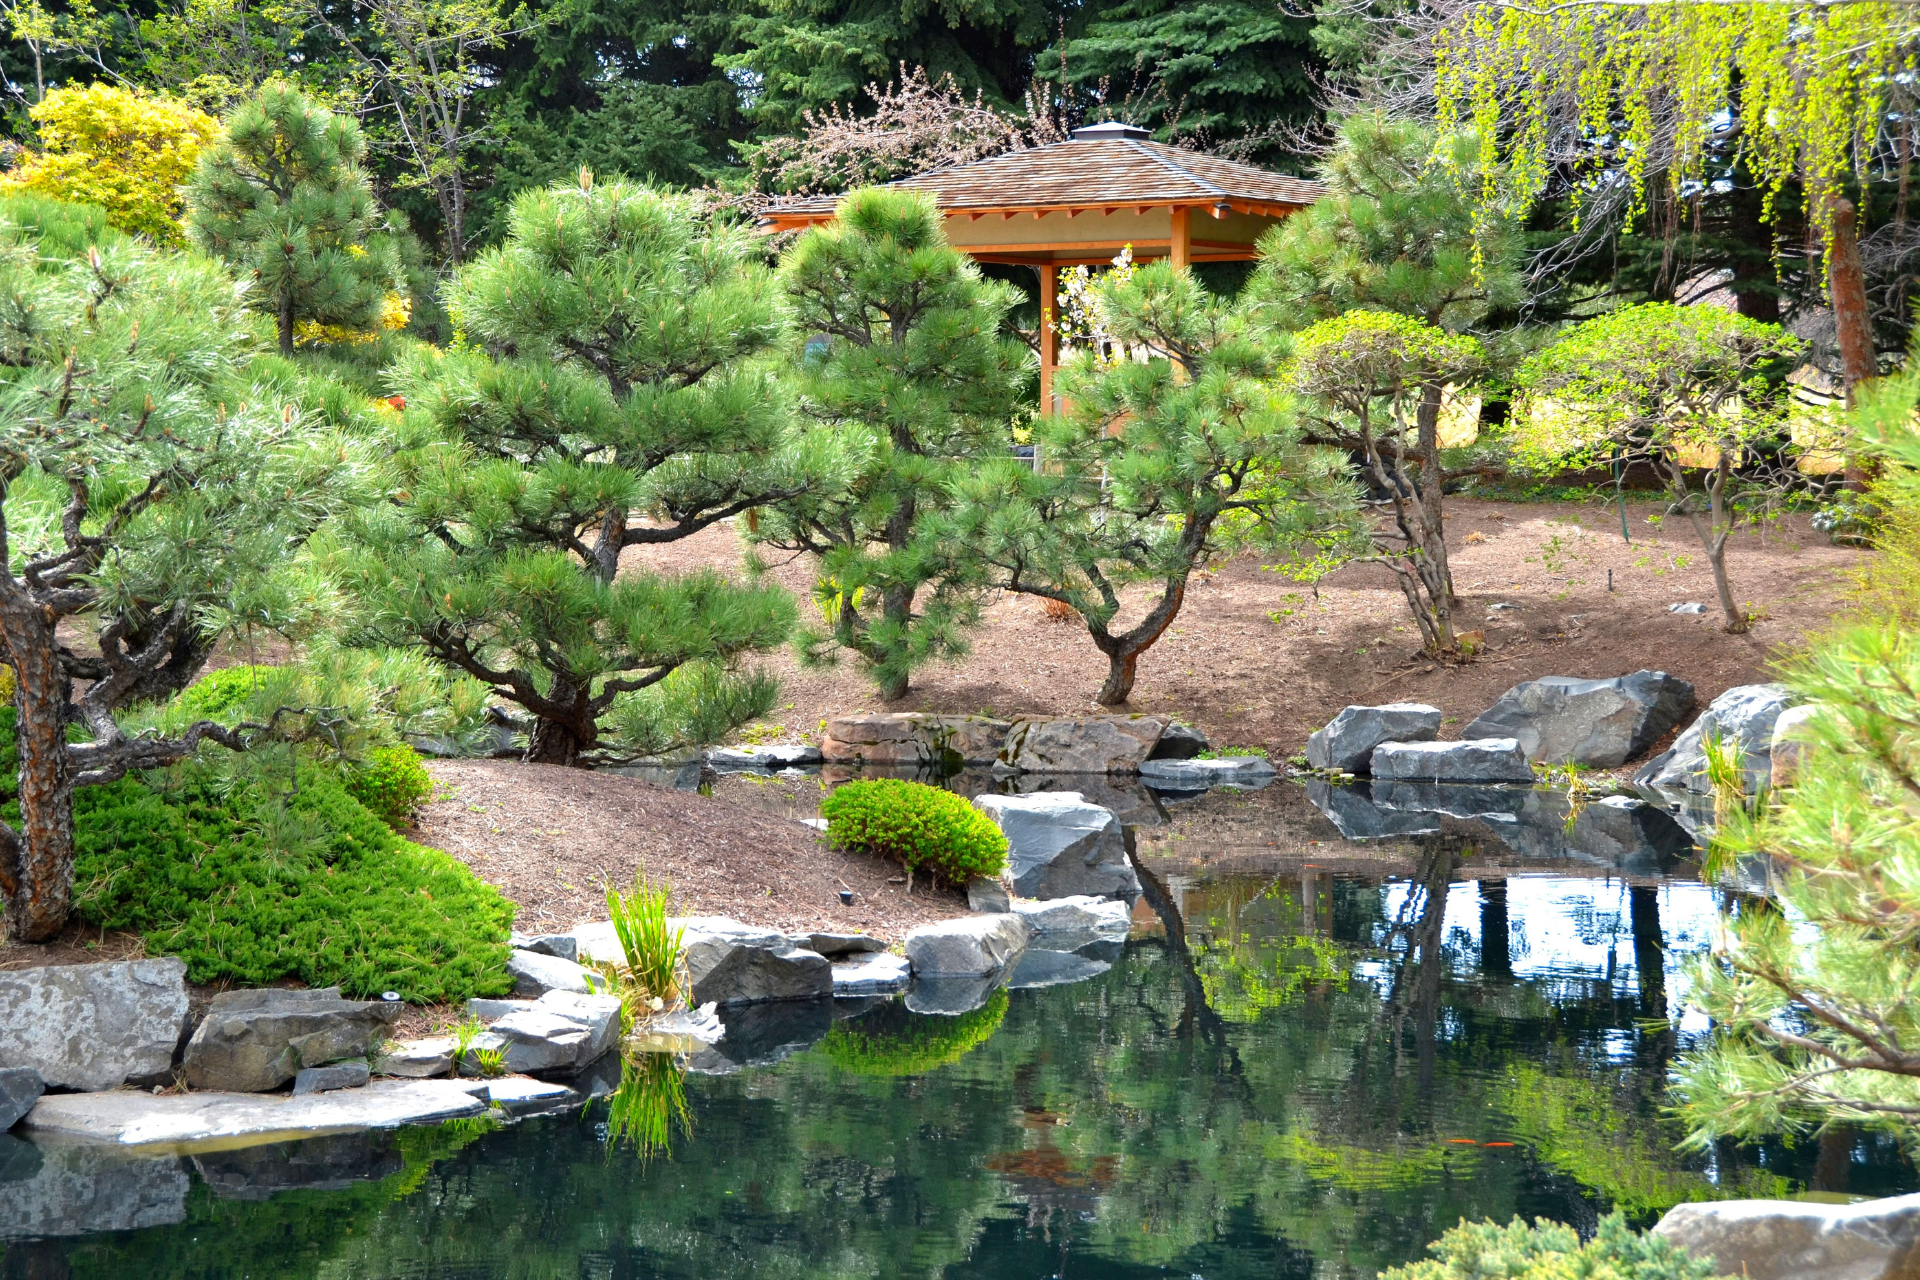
[820,779,1008,888]
[1381,1213,1724,1280]
[346,744,435,831]
[175,664,280,719]
[819,990,1008,1076]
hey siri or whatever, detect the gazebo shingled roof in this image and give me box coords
[760,122,1326,412]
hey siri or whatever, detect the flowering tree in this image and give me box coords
[1514,303,1803,635]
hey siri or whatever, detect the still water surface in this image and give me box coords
[5,785,1917,1279]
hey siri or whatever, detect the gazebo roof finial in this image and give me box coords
[1069,121,1151,142]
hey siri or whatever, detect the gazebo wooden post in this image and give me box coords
[1170,205,1190,271]
[1038,263,1058,418]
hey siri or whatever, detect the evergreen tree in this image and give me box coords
[750,187,1029,701]
[186,82,396,354]
[0,212,372,942]
[952,259,1359,704]
[332,175,809,766]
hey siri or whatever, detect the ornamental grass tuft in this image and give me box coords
[820,778,1008,892]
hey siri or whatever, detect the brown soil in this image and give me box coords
[628,496,1865,762]
[416,759,968,941]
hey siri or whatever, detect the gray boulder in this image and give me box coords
[1653,1192,1920,1280]
[508,932,579,962]
[904,913,1031,977]
[830,952,911,996]
[0,1067,43,1131]
[1306,704,1442,774]
[822,713,1010,767]
[972,791,1142,901]
[376,1038,454,1079]
[1462,670,1695,767]
[476,991,622,1075]
[998,716,1166,774]
[292,1061,370,1096]
[967,875,1012,912]
[0,958,188,1092]
[1012,895,1131,936]
[1636,683,1793,794]
[507,949,606,997]
[465,998,537,1022]
[1305,779,1442,840]
[1769,703,1824,788]
[1371,737,1535,784]
[802,933,887,958]
[1148,723,1209,760]
[1138,756,1276,789]
[182,988,403,1093]
[689,941,833,1006]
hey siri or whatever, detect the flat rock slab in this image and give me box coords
[1463,670,1695,767]
[477,1076,579,1118]
[973,791,1141,901]
[1654,1192,1920,1280]
[377,1037,454,1079]
[183,988,402,1094]
[1138,756,1276,789]
[1370,737,1535,784]
[0,1067,45,1131]
[998,716,1166,774]
[1307,704,1441,775]
[822,713,1009,767]
[830,952,911,996]
[1012,896,1132,936]
[22,1078,489,1149]
[905,914,1030,978]
[0,958,188,1092]
[465,998,538,1023]
[293,1062,370,1096]
[1637,682,1793,795]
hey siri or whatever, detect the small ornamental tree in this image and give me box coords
[954,260,1360,705]
[0,229,371,942]
[1288,311,1484,655]
[186,83,397,354]
[333,176,809,766]
[1514,303,1803,635]
[2,84,218,246]
[750,188,1029,702]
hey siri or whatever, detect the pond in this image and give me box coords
[5,780,1917,1279]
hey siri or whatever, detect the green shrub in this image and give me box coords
[174,663,278,719]
[819,989,1008,1076]
[820,779,1008,889]
[1381,1213,1725,1280]
[0,709,514,1002]
[345,744,435,831]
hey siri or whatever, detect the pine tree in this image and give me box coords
[952,259,1359,704]
[186,83,396,354]
[331,174,809,766]
[750,187,1030,702]
[0,214,373,942]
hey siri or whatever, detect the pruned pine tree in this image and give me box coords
[1513,304,1803,635]
[952,260,1360,705]
[750,187,1030,702]
[1288,311,1484,655]
[0,222,372,942]
[333,175,808,766]
[186,82,397,355]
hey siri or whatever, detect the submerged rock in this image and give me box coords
[1138,756,1276,789]
[192,1130,403,1202]
[1462,670,1694,767]
[973,792,1141,901]
[0,1139,189,1238]
[183,988,402,1094]
[1306,704,1442,775]
[1371,737,1535,784]
[1011,896,1131,936]
[998,716,1166,774]
[904,914,1031,978]
[1636,683,1793,794]
[0,958,189,1093]
[1653,1192,1920,1280]
[1006,949,1112,990]
[0,1068,44,1132]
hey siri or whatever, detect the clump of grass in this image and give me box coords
[607,867,684,1006]
[473,1047,506,1078]
[605,1052,691,1161]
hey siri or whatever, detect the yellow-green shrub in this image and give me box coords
[820,779,1007,889]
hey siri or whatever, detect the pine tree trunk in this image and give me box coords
[525,717,585,767]
[0,607,75,942]
[877,580,915,703]
[1828,197,1877,490]
[523,679,596,767]
[1414,380,1457,608]
[1096,649,1138,707]
[278,292,295,357]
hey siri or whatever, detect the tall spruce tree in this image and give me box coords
[333,175,809,766]
[186,83,397,354]
[750,187,1029,701]
[0,214,372,942]
[952,260,1359,704]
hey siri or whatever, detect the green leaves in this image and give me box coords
[820,777,1009,888]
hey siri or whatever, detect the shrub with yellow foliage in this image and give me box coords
[3,84,217,245]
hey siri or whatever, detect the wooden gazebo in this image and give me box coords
[760,122,1325,412]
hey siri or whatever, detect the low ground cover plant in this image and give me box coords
[0,706,516,1002]
[1380,1214,1722,1279]
[820,779,1007,891]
